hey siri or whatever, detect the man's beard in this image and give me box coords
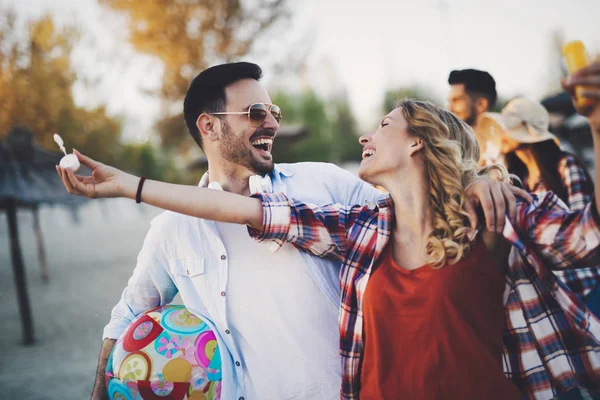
[465,105,478,127]
[219,120,275,175]
[465,107,477,127]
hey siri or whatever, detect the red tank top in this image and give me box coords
[360,238,522,399]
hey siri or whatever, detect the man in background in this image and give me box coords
[447,69,499,164]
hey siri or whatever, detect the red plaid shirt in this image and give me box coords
[528,155,592,211]
[249,191,600,399]
[559,155,593,211]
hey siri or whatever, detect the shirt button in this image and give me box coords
[239,398,245,400]
[225,329,230,334]
[220,291,226,297]
[235,361,241,366]
[220,254,227,260]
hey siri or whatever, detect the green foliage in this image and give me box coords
[333,98,362,162]
[118,143,184,182]
[270,90,362,164]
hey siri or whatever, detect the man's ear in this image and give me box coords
[475,97,489,114]
[409,139,425,157]
[197,114,220,143]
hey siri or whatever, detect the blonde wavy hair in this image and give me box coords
[398,99,510,268]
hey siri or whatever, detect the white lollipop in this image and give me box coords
[53,133,80,172]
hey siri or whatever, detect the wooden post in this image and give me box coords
[32,206,49,283]
[6,200,35,345]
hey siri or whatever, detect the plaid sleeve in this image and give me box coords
[559,155,592,211]
[248,192,365,261]
[515,191,600,270]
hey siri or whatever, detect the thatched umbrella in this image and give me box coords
[0,127,85,344]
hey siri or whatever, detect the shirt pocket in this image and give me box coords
[172,257,206,278]
[171,257,209,311]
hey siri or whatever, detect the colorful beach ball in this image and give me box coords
[105,305,222,400]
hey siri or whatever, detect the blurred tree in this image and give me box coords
[269,90,361,164]
[0,9,122,164]
[100,0,289,154]
[118,142,183,181]
[270,90,330,163]
[332,95,362,163]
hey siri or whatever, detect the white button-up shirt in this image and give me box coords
[103,162,384,400]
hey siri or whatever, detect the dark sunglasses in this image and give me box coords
[210,103,282,127]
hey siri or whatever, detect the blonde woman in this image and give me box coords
[58,66,600,399]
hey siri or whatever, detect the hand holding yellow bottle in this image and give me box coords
[562,40,594,108]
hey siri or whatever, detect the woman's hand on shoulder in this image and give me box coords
[464,178,532,234]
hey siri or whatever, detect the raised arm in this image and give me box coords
[57,151,265,229]
[512,192,600,270]
[57,155,367,260]
[248,192,367,260]
[564,61,600,214]
[510,61,600,269]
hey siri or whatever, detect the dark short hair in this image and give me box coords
[448,69,497,110]
[183,62,263,149]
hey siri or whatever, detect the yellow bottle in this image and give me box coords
[562,40,594,107]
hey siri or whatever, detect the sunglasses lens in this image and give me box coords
[270,105,282,123]
[249,104,267,126]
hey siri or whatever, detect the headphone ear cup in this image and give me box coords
[249,175,273,194]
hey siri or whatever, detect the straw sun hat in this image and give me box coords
[478,97,559,152]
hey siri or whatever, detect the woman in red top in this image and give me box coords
[57,65,600,399]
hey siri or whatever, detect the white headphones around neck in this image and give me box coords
[249,174,273,194]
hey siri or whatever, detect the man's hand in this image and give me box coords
[563,60,600,217]
[562,60,600,130]
[57,150,138,200]
[90,338,116,400]
[464,178,532,233]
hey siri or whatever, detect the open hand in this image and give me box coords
[56,150,137,199]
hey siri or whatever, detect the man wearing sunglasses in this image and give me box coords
[91,62,523,400]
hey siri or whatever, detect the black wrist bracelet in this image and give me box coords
[136,176,147,204]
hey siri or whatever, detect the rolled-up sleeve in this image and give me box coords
[248,192,365,261]
[102,219,178,340]
[516,191,600,270]
[247,193,293,252]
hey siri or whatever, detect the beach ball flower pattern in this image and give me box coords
[106,305,221,400]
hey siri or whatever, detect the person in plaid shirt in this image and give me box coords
[58,63,600,399]
[480,97,600,324]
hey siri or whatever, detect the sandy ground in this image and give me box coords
[0,199,172,400]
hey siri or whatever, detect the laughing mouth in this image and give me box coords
[362,149,375,159]
[251,137,273,153]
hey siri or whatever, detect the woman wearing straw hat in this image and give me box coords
[480,97,600,320]
[479,97,594,211]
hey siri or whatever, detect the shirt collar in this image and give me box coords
[275,164,295,177]
[198,164,293,193]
